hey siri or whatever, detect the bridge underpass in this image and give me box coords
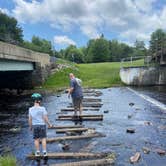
[0,59,36,89]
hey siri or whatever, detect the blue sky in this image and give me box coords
[0,0,166,50]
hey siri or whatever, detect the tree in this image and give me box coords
[149,29,166,62]
[133,40,146,57]
[0,12,23,44]
[87,37,110,62]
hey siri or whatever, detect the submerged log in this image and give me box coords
[61,108,100,112]
[27,152,108,160]
[47,133,105,143]
[48,125,84,129]
[58,114,103,118]
[50,158,114,166]
[56,128,93,133]
[83,98,102,102]
[56,116,103,121]
[68,103,103,108]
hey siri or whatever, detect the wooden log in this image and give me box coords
[47,133,105,143]
[56,116,103,121]
[27,152,108,160]
[48,125,84,129]
[61,108,100,112]
[56,128,94,133]
[83,98,102,102]
[68,103,103,108]
[50,158,114,166]
[58,114,103,118]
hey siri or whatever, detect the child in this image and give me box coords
[28,93,52,157]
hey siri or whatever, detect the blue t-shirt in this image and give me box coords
[28,106,47,125]
[70,78,83,98]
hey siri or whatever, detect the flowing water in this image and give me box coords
[0,86,165,166]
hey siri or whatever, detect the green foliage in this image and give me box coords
[87,36,110,62]
[0,12,23,44]
[0,155,17,166]
[149,28,166,63]
[23,36,54,55]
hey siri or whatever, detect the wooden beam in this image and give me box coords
[58,114,103,118]
[48,125,84,129]
[56,116,103,121]
[50,158,114,166]
[83,98,102,102]
[47,133,105,143]
[68,103,103,108]
[27,152,108,160]
[56,128,94,133]
[61,108,100,112]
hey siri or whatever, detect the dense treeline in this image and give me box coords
[0,12,165,63]
[58,35,146,63]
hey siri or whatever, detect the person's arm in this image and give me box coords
[43,108,52,127]
[28,115,32,131]
[68,80,74,97]
[43,115,52,127]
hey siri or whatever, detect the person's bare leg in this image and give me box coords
[41,138,47,152]
[34,139,40,151]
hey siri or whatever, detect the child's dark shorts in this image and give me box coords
[32,125,46,139]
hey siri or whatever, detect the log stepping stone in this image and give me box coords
[46,133,105,143]
[83,98,102,102]
[48,125,84,129]
[58,114,103,118]
[56,116,103,121]
[27,152,108,160]
[61,108,100,112]
[68,103,103,108]
[56,128,94,133]
[50,158,114,166]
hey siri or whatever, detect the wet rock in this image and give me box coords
[128,114,132,119]
[57,95,61,97]
[156,148,166,155]
[126,128,135,133]
[66,131,78,136]
[130,152,141,163]
[144,121,153,126]
[129,102,134,106]
[142,147,150,154]
[104,110,109,113]
[62,144,70,151]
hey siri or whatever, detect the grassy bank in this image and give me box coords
[0,155,17,166]
[43,59,144,89]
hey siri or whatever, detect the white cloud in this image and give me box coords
[0,8,10,15]
[12,0,166,45]
[54,35,76,46]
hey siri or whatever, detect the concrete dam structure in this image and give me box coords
[120,66,166,86]
[0,41,51,89]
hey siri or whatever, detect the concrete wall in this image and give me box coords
[120,66,166,86]
[0,41,51,89]
[0,41,50,67]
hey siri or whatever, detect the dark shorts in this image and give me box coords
[32,125,46,139]
[72,97,83,110]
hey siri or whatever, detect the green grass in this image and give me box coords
[43,59,144,89]
[0,155,17,166]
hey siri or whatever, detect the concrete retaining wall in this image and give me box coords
[120,66,166,86]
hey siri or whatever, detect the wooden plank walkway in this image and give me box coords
[27,152,108,160]
[61,108,100,112]
[58,114,103,118]
[50,158,114,166]
[47,133,105,143]
[56,128,93,133]
[48,125,84,129]
[56,116,103,121]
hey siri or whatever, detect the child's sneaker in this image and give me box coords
[35,151,40,157]
[43,151,47,157]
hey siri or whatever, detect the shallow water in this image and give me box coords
[0,87,165,166]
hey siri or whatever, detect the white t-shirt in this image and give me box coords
[29,106,47,125]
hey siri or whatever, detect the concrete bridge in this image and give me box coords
[0,41,51,89]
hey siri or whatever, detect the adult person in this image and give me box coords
[68,73,83,119]
[28,93,52,157]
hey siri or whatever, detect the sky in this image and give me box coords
[0,0,166,50]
